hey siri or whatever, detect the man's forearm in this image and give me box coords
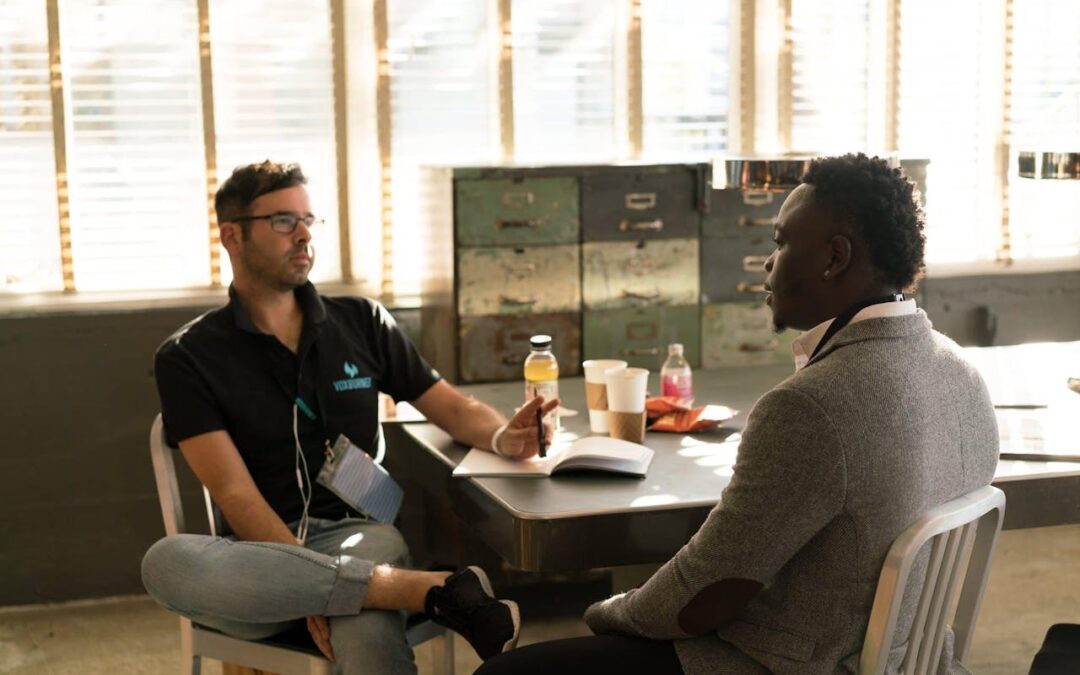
[445,397,506,450]
[217,490,298,545]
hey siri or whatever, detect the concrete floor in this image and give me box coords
[2,524,1078,675]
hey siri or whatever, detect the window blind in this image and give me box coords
[897,0,995,264]
[512,0,617,162]
[210,0,340,285]
[790,0,871,154]
[640,0,730,159]
[1007,0,1080,260]
[387,0,495,298]
[60,0,208,291]
[0,0,62,293]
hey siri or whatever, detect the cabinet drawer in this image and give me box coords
[583,305,700,370]
[701,303,796,368]
[581,165,701,241]
[456,176,580,246]
[582,238,699,310]
[458,313,582,384]
[457,245,580,316]
[700,234,773,304]
[703,188,791,238]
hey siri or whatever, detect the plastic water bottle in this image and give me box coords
[660,343,693,403]
[524,335,559,425]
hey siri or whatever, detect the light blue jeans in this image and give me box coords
[141,517,418,675]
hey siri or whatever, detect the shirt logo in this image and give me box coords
[334,360,372,392]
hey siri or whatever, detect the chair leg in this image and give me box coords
[180,617,199,675]
[431,631,455,675]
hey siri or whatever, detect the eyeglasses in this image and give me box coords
[233,212,324,234]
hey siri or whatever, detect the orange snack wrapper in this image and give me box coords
[645,395,693,417]
[649,403,737,433]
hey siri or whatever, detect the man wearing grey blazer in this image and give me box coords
[477,154,999,675]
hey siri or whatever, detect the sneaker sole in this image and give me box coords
[464,566,521,654]
[499,599,521,653]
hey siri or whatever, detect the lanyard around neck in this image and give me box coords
[809,293,905,361]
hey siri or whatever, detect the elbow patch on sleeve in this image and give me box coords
[677,577,764,635]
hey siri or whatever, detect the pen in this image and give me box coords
[536,405,546,458]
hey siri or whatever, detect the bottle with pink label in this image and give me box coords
[660,343,693,404]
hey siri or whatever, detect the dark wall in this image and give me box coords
[1,271,1078,606]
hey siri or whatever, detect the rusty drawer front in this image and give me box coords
[582,238,699,310]
[703,188,791,238]
[581,165,701,242]
[458,313,582,384]
[583,305,700,370]
[456,176,580,246]
[457,245,580,317]
[701,303,796,368]
[700,234,773,304]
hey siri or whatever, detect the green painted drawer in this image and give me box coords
[700,233,773,304]
[582,238,699,310]
[457,245,580,317]
[583,305,700,371]
[701,302,796,368]
[459,313,582,383]
[580,164,702,242]
[456,176,580,246]
[703,188,791,238]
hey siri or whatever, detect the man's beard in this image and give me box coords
[243,245,312,290]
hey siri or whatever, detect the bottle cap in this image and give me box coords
[668,343,684,355]
[530,335,553,349]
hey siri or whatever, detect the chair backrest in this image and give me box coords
[860,484,1006,675]
[149,413,220,537]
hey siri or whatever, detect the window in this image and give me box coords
[789,0,872,154]
[211,0,341,284]
[61,0,208,291]
[512,0,617,162]
[897,0,994,264]
[0,0,61,293]
[640,0,730,159]
[1007,0,1080,260]
[387,0,496,298]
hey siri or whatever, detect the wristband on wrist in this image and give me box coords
[490,424,509,457]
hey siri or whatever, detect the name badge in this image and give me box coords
[316,434,403,524]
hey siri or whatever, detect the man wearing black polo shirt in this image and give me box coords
[141,161,557,674]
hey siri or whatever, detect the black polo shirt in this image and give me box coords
[154,282,440,525]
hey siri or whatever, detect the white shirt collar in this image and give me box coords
[791,298,917,371]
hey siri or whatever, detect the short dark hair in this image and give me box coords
[801,153,926,291]
[214,160,307,226]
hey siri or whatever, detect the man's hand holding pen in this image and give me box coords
[494,396,559,459]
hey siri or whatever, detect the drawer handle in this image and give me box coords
[736,282,768,294]
[738,340,779,353]
[624,192,658,210]
[501,191,535,208]
[619,218,664,232]
[742,191,775,206]
[738,216,776,228]
[742,255,769,271]
[497,219,541,229]
[501,353,527,365]
[622,347,661,357]
[505,262,537,276]
[500,295,538,306]
[622,289,661,301]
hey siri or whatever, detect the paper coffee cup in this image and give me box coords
[604,367,649,413]
[583,359,627,433]
[605,367,649,443]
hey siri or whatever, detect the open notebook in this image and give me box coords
[452,436,655,478]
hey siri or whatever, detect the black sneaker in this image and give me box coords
[425,566,521,660]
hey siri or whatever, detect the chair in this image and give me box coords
[860,485,1006,675]
[148,414,455,675]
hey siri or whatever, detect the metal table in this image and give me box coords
[384,344,1080,573]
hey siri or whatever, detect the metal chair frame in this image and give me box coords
[860,485,1006,675]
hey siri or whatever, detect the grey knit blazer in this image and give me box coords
[585,311,999,675]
